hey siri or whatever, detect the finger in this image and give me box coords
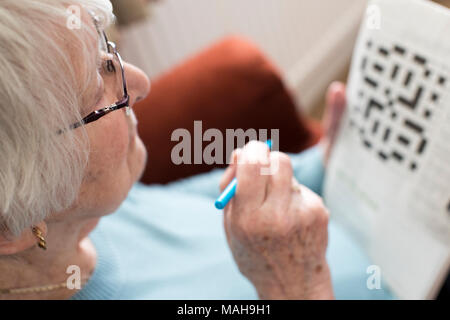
[325,81,346,142]
[321,82,347,165]
[265,152,293,209]
[219,149,241,191]
[233,141,271,212]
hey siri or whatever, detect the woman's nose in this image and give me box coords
[123,62,151,105]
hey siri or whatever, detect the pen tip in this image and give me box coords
[215,201,225,210]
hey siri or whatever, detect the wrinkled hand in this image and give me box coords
[220,142,334,299]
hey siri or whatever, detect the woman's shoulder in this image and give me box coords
[73,180,257,300]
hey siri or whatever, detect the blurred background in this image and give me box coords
[109,0,449,120]
[107,1,450,299]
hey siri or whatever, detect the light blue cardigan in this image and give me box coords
[71,146,393,300]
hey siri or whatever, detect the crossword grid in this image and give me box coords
[349,37,448,172]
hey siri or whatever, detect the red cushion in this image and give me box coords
[133,36,322,184]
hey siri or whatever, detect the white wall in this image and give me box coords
[119,0,369,111]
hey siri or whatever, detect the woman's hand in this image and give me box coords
[219,81,346,299]
[220,142,334,299]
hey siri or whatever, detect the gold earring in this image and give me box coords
[31,226,47,250]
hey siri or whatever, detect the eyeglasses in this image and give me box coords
[59,28,129,134]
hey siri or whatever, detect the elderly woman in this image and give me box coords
[0,0,393,300]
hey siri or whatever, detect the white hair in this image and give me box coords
[0,0,114,237]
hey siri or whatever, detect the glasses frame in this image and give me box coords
[60,31,129,134]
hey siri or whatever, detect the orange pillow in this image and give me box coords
[133,36,322,184]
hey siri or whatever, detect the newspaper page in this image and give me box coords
[323,0,450,299]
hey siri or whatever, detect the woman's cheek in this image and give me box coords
[84,115,130,185]
[104,114,131,163]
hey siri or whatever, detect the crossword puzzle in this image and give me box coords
[349,37,448,172]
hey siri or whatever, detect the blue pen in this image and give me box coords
[215,140,272,210]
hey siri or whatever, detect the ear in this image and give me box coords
[0,222,47,256]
